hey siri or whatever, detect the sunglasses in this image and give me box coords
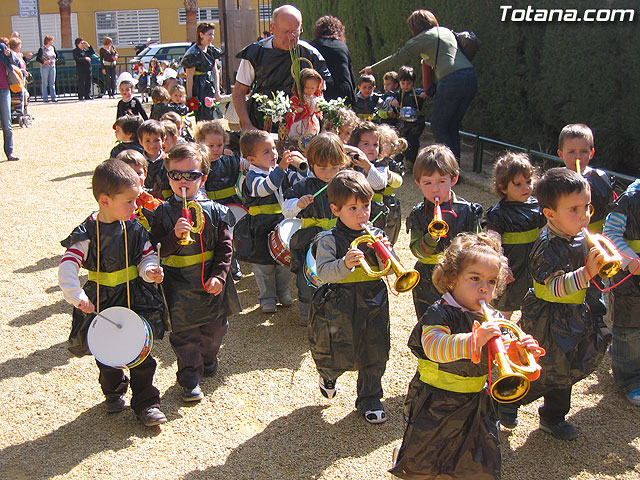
[167,170,204,181]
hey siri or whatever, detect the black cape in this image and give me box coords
[483,196,545,311]
[520,227,607,387]
[181,44,223,121]
[151,197,240,332]
[390,300,499,480]
[61,216,166,357]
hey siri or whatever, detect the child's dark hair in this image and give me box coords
[165,142,211,176]
[383,71,399,85]
[328,169,373,209]
[398,66,416,83]
[535,167,589,210]
[113,115,143,139]
[138,119,166,141]
[358,74,376,87]
[240,130,271,158]
[161,120,179,140]
[92,159,140,201]
[160,111,182,130]
[558,123,594,150]
[117,149,148,172]
[151,86,170,103]
[293,68,323,97]
[306,132,347,168]
[492,152,536,197]
[413,144,459,183]
[348,121,378,148]
[194,119,229,144]
[433,232,509,296]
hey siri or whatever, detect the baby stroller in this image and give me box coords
[10,66,33,128]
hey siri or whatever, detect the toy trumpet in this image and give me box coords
[581,227,622,278]
[428,197,449,238]
[350,223,420,292]
[178,186,205,246]
[479,301,541,403]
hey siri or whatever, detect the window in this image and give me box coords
[259,5,272,22]
[178,7,219,25]
[11,13,79,52]
[95,10,160,48]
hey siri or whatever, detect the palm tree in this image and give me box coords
[185,0,198,42]
[58,0,73,48]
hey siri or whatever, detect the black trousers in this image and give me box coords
[501,383,572,425]
[318,360,387,414]
[77,68,91,99]
[96,355,160,414]
[103,65,116,96]
[169,318,229,389]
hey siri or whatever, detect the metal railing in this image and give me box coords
[421,121,637,192]
[26,54,186,101]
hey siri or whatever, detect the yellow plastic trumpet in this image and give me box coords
[581,227,622,278]
[178,187,205,246]
[428,197,449,238]
[479,301,541,403]
[350,223,420,292]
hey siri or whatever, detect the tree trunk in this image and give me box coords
[57,0,73,48]
[185,0,198,43]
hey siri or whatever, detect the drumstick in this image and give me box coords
[156,242,162,268]
[313,184,328,198]
[93,311,122,329]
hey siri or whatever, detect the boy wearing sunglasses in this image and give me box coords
[150,143,241,402]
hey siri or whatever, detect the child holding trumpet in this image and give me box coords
[390,233,543,480]
[558,123,616,340]
[308,169,393,424]
[603,178,640,406]
[483,152,545,320]
[58,159,167,426]
[407,144,483,319]
[498,168,609,440]
[150,143,240,402]
[282,132,347,324]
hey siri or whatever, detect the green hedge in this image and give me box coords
[273,0,640,176]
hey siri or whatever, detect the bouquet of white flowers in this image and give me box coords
[317,97,348,127]
[252,91,291,124]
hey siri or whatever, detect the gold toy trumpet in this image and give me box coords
[350,223,420,293]
[581,227,622,278]
[479,301,541,403]
[178,186,205,246]
[428,197,449,238]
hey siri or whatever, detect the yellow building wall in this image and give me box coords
[2,0,268,56]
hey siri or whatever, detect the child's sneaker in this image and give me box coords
[319,376,337,399]
[203,359,219,377]
[105,394,125,413]
[182,385,204,402]
[498,404,518,429]
[364,409,387,424]
[539,420,578,441]
[279,295,293,307]
[261,302,277,313]
[137,407,167,427]
[626,388,640,406]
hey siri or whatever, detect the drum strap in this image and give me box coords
[95,217,132,313]
[206,186,236,201]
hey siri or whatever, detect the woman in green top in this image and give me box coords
[362,9,477,161]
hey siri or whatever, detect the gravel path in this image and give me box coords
[0,99,637,480]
